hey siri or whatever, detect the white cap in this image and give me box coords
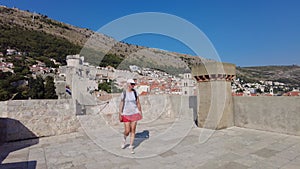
[127,79,135,84]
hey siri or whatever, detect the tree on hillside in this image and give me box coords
[44,76,58,99]
[98,80,122,93]
[0,89,10,101]
[28,76,44,99]
[99,54,123,68]
[0,24,81,65]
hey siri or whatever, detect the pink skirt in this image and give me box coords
[121,113,142,122]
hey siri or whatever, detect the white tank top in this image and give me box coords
[120,91,139,115]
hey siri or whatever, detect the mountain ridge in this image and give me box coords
[236,65,300,86]
[1,6,299,86]
[0,6,204,74]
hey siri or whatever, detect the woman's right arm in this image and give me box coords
[119,100,124,121]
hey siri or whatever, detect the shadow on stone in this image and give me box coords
[0,118,39,167]
[0,161,37,169]
[189,96,198,126]
[134,130,149,148]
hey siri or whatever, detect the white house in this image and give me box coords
[6,49,17,55]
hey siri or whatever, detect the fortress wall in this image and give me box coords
[0,99,80,142]
[2,95,299,142]
[234,96,300,136]
[0,95,196,142]
[89,95,197,125]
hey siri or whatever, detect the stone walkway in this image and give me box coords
[1,117,300,169]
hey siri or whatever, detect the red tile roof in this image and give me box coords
[232,93,244,96]
[283,91,300,96]
[140,91,148,96]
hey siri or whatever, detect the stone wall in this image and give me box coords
[0,96,197,142]
[234,96,300,136]
[2,95,300,142]
[86,95,197,125]
[0,99,80,142]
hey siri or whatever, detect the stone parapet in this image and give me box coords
[88,95,197,126]
[234,96,300,136]
[0,99,80,142]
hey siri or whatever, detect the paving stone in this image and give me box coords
[252,148,279,158]
[69,164,87,169]
[218,162,248,169]
[280,164,299,169]
[234,155,260,167]
[276,149,300,160]
[196,160,229,169]
[289,155,300,165]
[248,162,278,169]
[135,156,165,169]
[159,150,177,158]
[264,155,290,168]
[1,121,300,169]
[48,161,74,169]
[36,163,48,169]
[266,142,293,151]
[1,149,29,164]
[216,152,243,162]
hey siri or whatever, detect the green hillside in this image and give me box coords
[0,24,81,64]
[237,65,300,87]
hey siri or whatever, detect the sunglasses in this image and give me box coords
[130,83,135,86]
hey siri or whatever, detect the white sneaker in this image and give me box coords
[121,139,126,149]
[121,143,125,149]
[129,145,135,154]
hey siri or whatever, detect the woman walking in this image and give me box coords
[119,79,142,154]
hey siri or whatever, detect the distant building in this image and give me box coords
[129,65,141,73]
[58,55,98,103]
[30,64,50,74]
[66,54,84,67]
[136,85,150,95]
[181,73,197,96]
[6,49,17,55]
[269,87,274,96]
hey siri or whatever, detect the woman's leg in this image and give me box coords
[129,121,137,153]
[129,121,137,146]
[124,122,131,137]
[121,122,131,148]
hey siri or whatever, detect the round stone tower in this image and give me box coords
[192,62,236,129]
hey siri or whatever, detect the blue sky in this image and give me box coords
[1,0,300,67]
